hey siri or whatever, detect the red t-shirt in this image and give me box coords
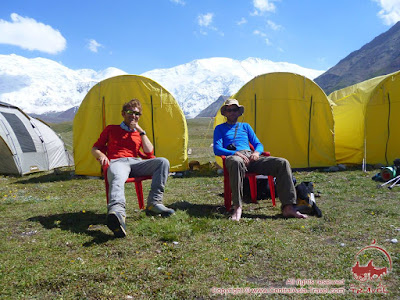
[93,125,154,159]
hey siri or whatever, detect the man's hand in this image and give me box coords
[234,151,250,165]
[97,154,109,166]
[128,119,139,131]
[249,151,260,162]
[91,147,109,166]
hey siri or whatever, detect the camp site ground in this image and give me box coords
[0,117,398,299]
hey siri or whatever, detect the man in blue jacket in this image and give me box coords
[213,99,307,221]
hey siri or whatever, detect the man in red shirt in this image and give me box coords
[92,99,174,238]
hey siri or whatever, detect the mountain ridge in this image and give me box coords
[314,21,400,94]
[0,54,323,120]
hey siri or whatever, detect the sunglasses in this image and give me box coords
[125,110,142,116]
[225,108,239,113]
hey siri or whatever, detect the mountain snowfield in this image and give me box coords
[0,54,127,114]
[0,54,324,118]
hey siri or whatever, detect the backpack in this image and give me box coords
[243,176,296,200]
[295,181,322,217]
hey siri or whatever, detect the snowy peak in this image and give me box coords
[0,54,127,114]
[0,54,324,118]
[142,57,324,117]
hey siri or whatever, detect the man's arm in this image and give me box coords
[91,147,109,166]
[135,124,154,154]
[246,124,264,154]
[213,125,236,156]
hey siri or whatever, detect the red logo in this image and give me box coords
[351,240,392,282]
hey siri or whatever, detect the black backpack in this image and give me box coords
[243,176,296,200]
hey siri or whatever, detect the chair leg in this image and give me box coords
[134,181,145,210]
[268,176,276,207]
[248,175,257,203]
[223,172,232,212]
[104,173,110,205]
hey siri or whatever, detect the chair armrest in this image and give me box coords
[102,163,109,174]
[249,144,270,157]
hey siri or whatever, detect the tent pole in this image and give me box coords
[363,115,367,172]
[151,95,156,155]
[385,93,391,166]
[307,96,313,168]
[102,96,106,130]
[254,93,257,134]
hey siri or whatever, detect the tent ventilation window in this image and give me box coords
[1,112,36,153]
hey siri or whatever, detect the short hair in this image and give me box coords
[122,99,142,113]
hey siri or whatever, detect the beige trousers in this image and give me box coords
[225,150,296,208]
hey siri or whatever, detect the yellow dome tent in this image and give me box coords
[73,75,188,176]
[214,72,336,168]
[329,70,400,166]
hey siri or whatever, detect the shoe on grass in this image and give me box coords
[106,212,126,238]
[146,203,175,217]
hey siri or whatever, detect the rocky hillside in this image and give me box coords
[315,21,400,95]
[196,95,229,118]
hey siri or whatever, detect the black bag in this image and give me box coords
[243,176,272,200]
[243,176,296,200]
[295,181,322,217]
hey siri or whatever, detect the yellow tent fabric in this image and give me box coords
[214,72,336,168]
[329,71,400,166]
[73,75,188,176]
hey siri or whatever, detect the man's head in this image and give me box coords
[122,99,142,114]
[122,99,142,125]
[220,99,244,116]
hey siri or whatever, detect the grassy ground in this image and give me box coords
[0,119,399,299]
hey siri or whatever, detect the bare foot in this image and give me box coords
[231,206,242,221]
[282,205,308,219]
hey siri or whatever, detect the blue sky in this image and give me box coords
[1,0,399,74]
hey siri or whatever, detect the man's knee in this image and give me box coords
[226,155,243,166]
[156,157,170,169]
[274,157,290,168]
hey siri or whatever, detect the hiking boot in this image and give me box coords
[146,203,175,217]
[106,212,126,238]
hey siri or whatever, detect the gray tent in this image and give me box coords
[0,101,73,175]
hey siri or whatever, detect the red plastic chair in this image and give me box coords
[102,164,152,210]
[220,149,276,212]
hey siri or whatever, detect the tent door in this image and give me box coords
[0,117,22,173]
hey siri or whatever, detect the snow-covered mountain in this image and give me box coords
[0,54,324,118]
[0,54,127,114]
[143,57,324,117]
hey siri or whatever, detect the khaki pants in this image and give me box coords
[225,150,296,208]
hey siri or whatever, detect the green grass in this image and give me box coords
[0,118,399,299]
[50,121,74,152]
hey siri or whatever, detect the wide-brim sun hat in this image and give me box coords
[220,99,244,115]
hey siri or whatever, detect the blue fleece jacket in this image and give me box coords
[213,122,264,156]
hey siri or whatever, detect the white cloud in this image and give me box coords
[267,20,282,30]
[87,39,103,53]
[252,0,277,16]
[237,17,247,25]
[374,0,400,25]
[253,29,267,37]
[254,30,272,45]
[197,13,222,35]
[170,0,185,5]
[198,13,214,27]
[0,13,66,54]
